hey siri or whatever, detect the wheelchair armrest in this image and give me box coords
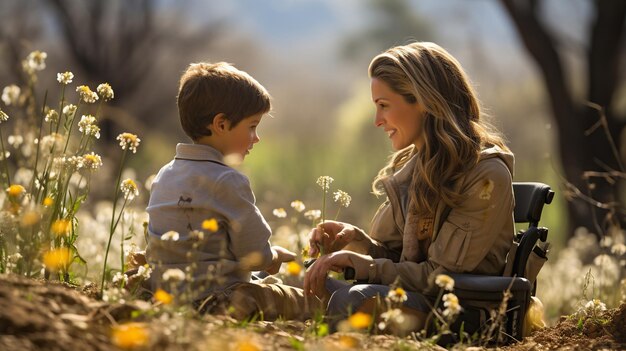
[434,274,532,301]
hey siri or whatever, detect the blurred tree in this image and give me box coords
[0,0,223,141]
[342,0,433,60]
[500,0,626,237]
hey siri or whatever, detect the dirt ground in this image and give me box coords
[0,274,624,350]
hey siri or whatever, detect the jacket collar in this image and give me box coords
[175,143,226,164]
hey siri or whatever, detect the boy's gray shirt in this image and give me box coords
[145,143,273,300]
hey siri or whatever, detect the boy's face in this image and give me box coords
[222,113,263,159]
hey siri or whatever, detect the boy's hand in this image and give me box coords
[265,246,296,275]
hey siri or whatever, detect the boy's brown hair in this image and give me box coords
[177,62,271,141]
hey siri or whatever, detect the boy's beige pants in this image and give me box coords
[202,282,323,321]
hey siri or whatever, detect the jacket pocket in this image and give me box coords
[432,221,472,270]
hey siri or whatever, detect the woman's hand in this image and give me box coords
[265,246,297,275]
[303,250,374,300]
[308,221,362,257]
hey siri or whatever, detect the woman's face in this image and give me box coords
[371,78,426,150]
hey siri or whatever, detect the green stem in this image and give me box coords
[0,126,10,187]
[29,91,48,195]
[100,150,128,296]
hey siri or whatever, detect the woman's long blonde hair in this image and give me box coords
[369,42,509,216]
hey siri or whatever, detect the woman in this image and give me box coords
[304,42,515,326]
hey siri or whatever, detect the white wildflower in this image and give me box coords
[316,176,334,191]
[78,115,100,138]
[136,265,152,280]
[162,268,185,282]
[63,104,77,118]
[57,71,74,85]
[116,133,141,153]
[7,135,23,148]
[304,209,321,221]
[45,109,59,123]
[25,51,47,71]
[435,274,455,291]
[189,230,204,241]
[290,200,305,212]
[96,83,114,101]
[584,298,607,315]
[442,293,461,317]
[161,231,180,241]
[112,272,129,285]
[333,190,351,208]
[2,85,21,106]
[273,208,287,218]
[76,85,98,104]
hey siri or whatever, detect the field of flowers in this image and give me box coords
[0,51,624,350]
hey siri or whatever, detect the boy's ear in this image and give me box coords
[210,113,229,134]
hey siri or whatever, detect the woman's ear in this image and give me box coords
[210,113,228,134]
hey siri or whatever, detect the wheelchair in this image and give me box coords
[433,182,554,345]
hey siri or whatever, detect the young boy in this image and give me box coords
[145,62,320,319]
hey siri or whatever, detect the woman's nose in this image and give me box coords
[374,112,384,127]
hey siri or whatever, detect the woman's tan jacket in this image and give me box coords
[346,146,515,293]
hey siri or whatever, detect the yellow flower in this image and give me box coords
[286,261,302,276]
[20,210,41,227]
[337,335,359,349]
[234,340,260,351]
[7,184,25,197]
[154,289,173,305]
[81,152,103,170]
[120,178,139,200]
[51,219,72,236]
[43,197,54,207]
[43,248,71,272]
[111,322,149,349]
[348,312,372,330]
[202,218,219,232]
[387,286,408,304]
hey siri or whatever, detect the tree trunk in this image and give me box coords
[499,0,626,237]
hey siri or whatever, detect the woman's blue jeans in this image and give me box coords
[325,278,431,319]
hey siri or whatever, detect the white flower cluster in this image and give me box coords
[333,190,352,208]
[63,104,77,118]
[76,85,99,104]
[56,71,74,85]
[45,109,59,124]
[116,133,141,153]
[96,83,114,101]
[2,85,20,106]
[78,115,100,139]
[316,176,334,191]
